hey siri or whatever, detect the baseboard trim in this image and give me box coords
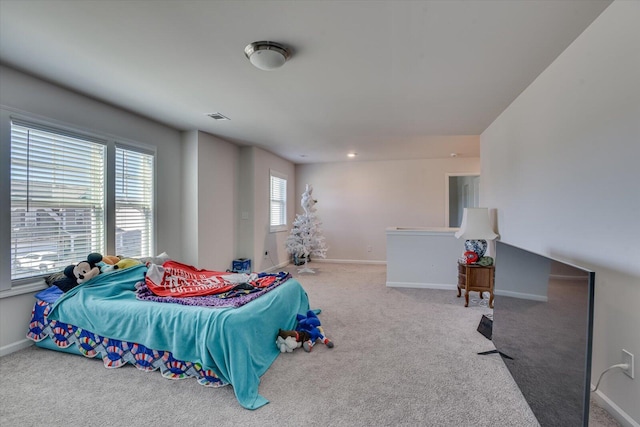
[0,338,33,357]
[263,261,290,273]
[386,281,457,290]
[550,274,588,281]
[493,289,548,302]
[313,258,386,265]
[592,389,640,427]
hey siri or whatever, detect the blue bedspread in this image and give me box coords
[47,265,310,409]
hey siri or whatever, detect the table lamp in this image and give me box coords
[454,207,499,258]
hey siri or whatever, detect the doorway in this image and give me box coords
[446,174,480,227]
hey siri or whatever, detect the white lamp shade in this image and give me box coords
[248,49,287,71]
[454,207,499,240]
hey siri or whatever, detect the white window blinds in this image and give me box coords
[10,121,106,280]
[270,170,287,232]
[115,146,154,258]
[8,117,156,283]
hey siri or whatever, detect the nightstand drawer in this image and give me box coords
[458,263,466,275]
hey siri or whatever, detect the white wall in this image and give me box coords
[296,157,480,262]
[481,1,639,424]
[199,131,239,269]
[237,147,255,262]
[180,130,240,270]
[181,130,199,264]
[234,146,296,272]
[252,147,296,271]
[0,65,183,354]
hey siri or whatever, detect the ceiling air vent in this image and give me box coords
[206,113,230,121]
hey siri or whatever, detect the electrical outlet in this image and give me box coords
[367,245,372,252]
[622,349,634,379]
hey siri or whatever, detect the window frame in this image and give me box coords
[114,144,156,259]
[269,169,288,233]
[0,108,156,291]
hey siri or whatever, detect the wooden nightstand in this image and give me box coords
[457,262,495,308]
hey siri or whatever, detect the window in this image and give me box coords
[7,116,155,283]
[10,121,106,281]
[269,170,287,232]
[115,146,154,258]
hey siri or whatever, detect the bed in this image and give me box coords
[26,263,310,409]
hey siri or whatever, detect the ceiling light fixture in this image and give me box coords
[347,152,357,158]
[244,41,291,71]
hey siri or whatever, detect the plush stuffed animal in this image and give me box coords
[97,254,121,273]
[48,265,81,292]
[276,329,305,353]
[54,253,122,289]
[102,255,120,265]
[72,252,103,284]
[137,252,171,267]
[296,310,334,352]
[100,257,142,273]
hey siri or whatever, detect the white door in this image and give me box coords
[472,176,480,207]
[447,174,480,227]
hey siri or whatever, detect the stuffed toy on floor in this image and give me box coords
[295,310,334,352]
[276,329,304,353]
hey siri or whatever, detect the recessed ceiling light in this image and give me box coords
[450,153,458,157]
[347,152,357,158]
[206,112,230,121]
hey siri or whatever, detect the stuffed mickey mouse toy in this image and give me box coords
[73,252,103,284]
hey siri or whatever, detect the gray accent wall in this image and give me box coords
[481,1,640,424]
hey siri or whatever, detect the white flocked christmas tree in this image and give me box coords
[285,184,328,273]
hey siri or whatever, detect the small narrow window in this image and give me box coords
[270,170,287,232]
[115,146,154,258]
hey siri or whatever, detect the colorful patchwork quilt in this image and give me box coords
[28,298,225,386]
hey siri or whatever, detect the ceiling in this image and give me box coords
[0,0,611,164]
